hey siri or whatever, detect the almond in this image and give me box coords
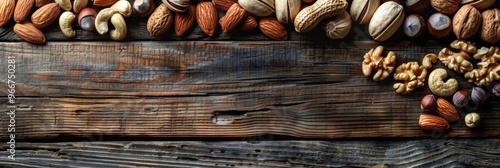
[419,114,450,131]
[175,4,195,36]
[259,16,288,40]
[219,3,246,33]
[238,15,258,31]
[36,0,51,7]
[147,3,173,36]
[212,0,238,11]
[93,0,118,7]
[0,0,15,26]
[31,3,61,29]
[196,1,218,36]
[436,98,459,122]
[13,22,46,44]
[14,0,35,23]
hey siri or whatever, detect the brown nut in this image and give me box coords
[93,0,118,7]
[175,4,195,36]
[461,0,496,11]
[427,13,452,39]
[133,0,155,17]
[492,83,500,97]
[14,0,35,23]
[431,0,460,15]
[31,3,61,29]
[0,0,15,27]
[436,98,459,122]
[453,5,482,39]
[350,0,380,25]
[78,8,97,31]
[421,94,437,111]
[212,0,238,11]
[419,114,450,131]
[406,0,430,12]
[471,87,487,104]
[403,14,426,38]
[480,8,500,44]
[368,1,404,41]
[294,0,348,33]
[452,90,470,108]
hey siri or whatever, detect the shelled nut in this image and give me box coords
[78,8,97,31]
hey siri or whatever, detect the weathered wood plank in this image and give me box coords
[0,41,499,139]
[1,139,500,167]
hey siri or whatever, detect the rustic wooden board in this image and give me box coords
[1,41,499,139]
[2,139,500,167]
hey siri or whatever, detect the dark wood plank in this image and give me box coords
[1,139,500,167]
[1,41,499,139]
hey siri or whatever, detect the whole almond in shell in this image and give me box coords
[436,98,459,122]
[14,22,46,44]
[14,0,35,23]
[259,17,288,40]
[219,3,246,33]
[196,1,218,36]
[36,0,51,7]
[212,0,238,11]
[147,4,173,36]
[0,0,15,26]
[31,3,61,29]
[175,5,196,36]
[419,114,450,131]
[238,15,258,31]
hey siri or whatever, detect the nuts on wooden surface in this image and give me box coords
[403,14,426,38]
[14,0,35,23]
[428,68,458,97]
[421,94,437,112]
[55,0,72,11]
[480,8,500,44]
[393,61,427,94]
[110,13,127,40]
[73,0,89,13]
[465,46,500,86]
[275,0,300,24]
[422,53,438,69]
[259,17,288,41]
[59,11,76,38]
[0,0,15,27]
[453,5,482,39]
[368,1,404,41]
[460,0,496,10]
[133,0,155,17]
[294,0,348,33]
[31,3,61,29]
[196,1,218,36]
[238,0,275,17]
[465,112,480,128]
[147,4,173,36]
[79,8,97,31]
[431,0,460,15]
[162,0,190,13]
[452,90,470,107]
[13,22,46,44]
[362,46,396,81]
[219,3,246,33]
[322,11,351,39]
[175,5,195,36]
[419,114,450,131]
[350,0,379,25]
[406,0,430,12]
[427,13,452,39]
[436,98,459,122]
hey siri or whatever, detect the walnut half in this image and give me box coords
[362,46,397,81]
[438,40,475,74]
[393,62,427,94]
[464,46,500,86]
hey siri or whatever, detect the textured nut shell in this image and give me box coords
[427,13,452,39]
[59,11,76,38]
[436,98,459,122]
[275,0,301,24]
[368,1,404,41]
[461,0,496,10]
[147,4,173,36]
[175,5,195,36]
[238,0,275,17]
[31,3,61,29]
[0,0,15,27]
[403,14,426,38]
[219,3,246,32]
[196,1,218,36]
[14,0,35,23]
[431,0,460,15]
[453,5,482,39]
[428,68,458,97]
[162,0,190,13]
[259,17,288,41]
[238,15,258,31]
[13,22,46,44]
[322,11,351,39]
[294,0,348,33]
[481,8,500,44]
[93,0,118,7]
[110,13,127,41]
[350,0,380,24]
[213,0,238,11]
[419,114,450,131]
[36,0,51,7]
[78,8,97,26]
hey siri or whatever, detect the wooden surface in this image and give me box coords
[1,0,500,167]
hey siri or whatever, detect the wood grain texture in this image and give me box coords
[1,139,500,167]
[0,41,499,139]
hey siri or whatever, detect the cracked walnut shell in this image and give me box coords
[393,62,427,94]
[465,46,500,86]
[362,46,396,81]
[438,40,475,74]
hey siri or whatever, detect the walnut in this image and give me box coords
[422,53,438,69]
[362,46,397,81]
[393,62,427,94]
[464,46,500,86]
[438,40,475,74]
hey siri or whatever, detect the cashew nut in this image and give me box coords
[422,53,438,69]
[110,0,132,17]
[59,11,76,38]
[110,13,127,40]
[55,0,72,11]
[428,68,458,97]
[95,8,118,35]
[73,0,89,13]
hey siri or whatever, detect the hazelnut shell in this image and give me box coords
[78,8,97,27]
[427,13,452,39]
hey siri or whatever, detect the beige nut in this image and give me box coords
[111,0,132,17]
[368,1,404,41]
[95,8,118,35]
[275,0,300,24]
[461,0,496,10]
[238,0,275,17]
[481,8,500,44]
[465,112,480,128]
[73,0,88,13]
[162,0,190,13]
[294,0,348,33]
[147,4,173,36]
[428,68,458,97]
[362,46,397,81]
[59,11,76,38]
[110,13,127,40]
[422,53,438,69]
[453,5,482,39]
[55,0,72,11]
[350,0,380,24]
[431,0,460,15]
[322,11,352,39]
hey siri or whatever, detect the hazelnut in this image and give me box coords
[453,5,482,39]
[471,87,487,104]
[452,90,470,107]
[492,84,500,97]
[421,94,437,111]
[403,14,426,38]
[78,8,97,31]
[406,0,430,12]
[431,0,460,15]
[133,0,155,17]
[465,112,480,128]
[427,13,452,39]
[480,8,500,44]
